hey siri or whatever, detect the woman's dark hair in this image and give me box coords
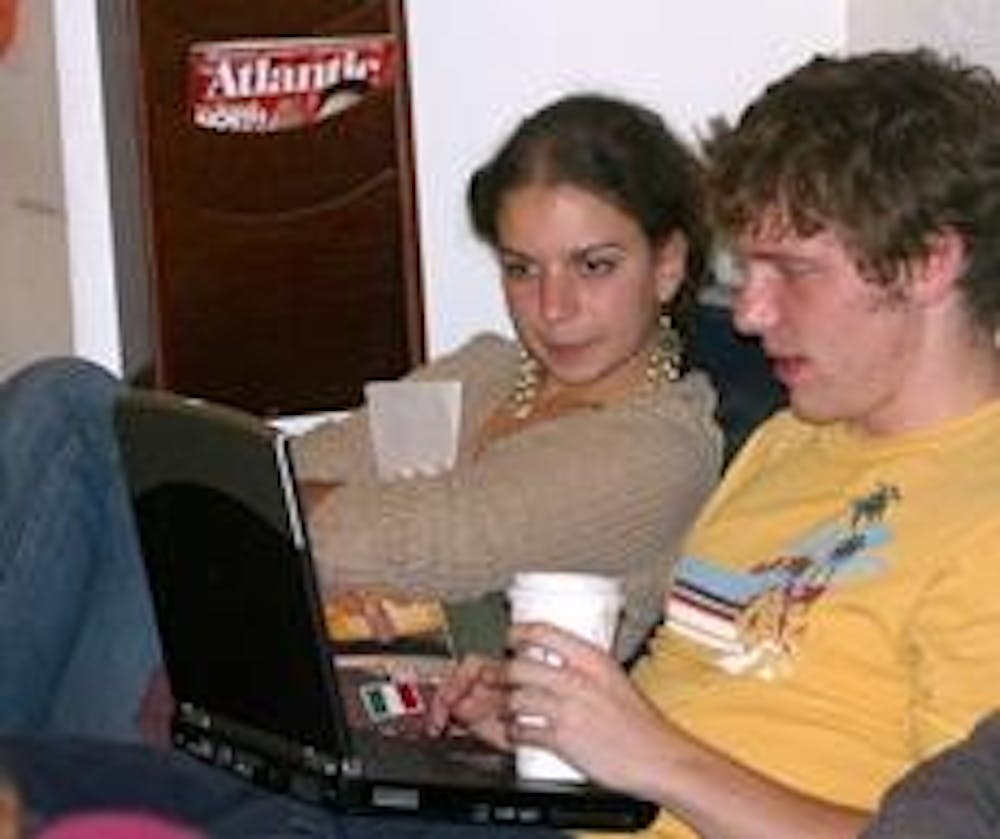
[467,93,710,324]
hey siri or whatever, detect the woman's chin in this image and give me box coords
[544,364,611,390]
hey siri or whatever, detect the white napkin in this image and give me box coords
[364,381,462,482]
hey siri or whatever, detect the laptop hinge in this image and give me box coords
[175,701,341,780]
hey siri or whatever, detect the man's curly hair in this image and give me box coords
[705,48,1000,332]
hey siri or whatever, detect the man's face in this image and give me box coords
[731,224,922,435]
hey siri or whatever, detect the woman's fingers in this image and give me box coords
[298,479,338,515]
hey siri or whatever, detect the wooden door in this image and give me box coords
[132,0,423,415]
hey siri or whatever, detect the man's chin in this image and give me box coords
[786,395,842,426]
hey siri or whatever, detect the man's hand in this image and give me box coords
[505,622,672,799]
[504,623,868,839]
[427,655,510,750]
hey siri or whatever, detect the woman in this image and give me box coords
[0,92,719,747]
[293,92,720,658]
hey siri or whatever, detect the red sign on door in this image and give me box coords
[188,35,397,133]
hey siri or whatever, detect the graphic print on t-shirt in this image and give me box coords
[667,482,901,679]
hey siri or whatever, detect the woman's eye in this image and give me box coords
[501,261,534,281]
[578,255,618,277]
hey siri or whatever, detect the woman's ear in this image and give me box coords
[654,232,688,303]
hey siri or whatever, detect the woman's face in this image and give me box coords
[495,182,686,392]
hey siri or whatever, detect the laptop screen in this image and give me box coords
[116,392,347,759]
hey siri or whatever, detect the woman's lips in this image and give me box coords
[542,341,592,365]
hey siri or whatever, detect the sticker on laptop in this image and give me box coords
[359,679,426,725]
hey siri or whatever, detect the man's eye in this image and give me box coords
[777,260,816,282]
[720,253,748,288]
[726,270,749,290]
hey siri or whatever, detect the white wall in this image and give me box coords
[52,0,122,373]
[848,0,1000,72]
[405,0,843,355]
[37,1,1000,377]
[0,0,72,378]
[47,2,844,373]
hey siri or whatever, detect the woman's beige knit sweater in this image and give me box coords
[291,333,722,655]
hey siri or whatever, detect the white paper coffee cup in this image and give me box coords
[506,572,624,782]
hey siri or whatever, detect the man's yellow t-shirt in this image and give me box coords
[600,400,1000,838]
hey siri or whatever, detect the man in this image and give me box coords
[431,47,1000,839]
[4,47,1000,839]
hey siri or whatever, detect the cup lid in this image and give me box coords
[509,571,623,596]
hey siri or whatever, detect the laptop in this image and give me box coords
[113,388,657,830]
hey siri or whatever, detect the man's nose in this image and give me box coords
[732,275,778,336]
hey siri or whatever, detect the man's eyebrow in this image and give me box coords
[739,249,815,267]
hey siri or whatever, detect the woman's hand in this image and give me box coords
[505,622,673,800]
[298,479,339,516]
[427,655,511,751]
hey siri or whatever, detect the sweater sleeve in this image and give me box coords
[296,365,722,657]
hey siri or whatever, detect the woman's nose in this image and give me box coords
[538,269,579,323]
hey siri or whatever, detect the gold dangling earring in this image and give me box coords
[510,345,541,418]
[645,309,682,387]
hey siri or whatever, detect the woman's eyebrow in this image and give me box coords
[570,241,625,257]
[496,247,533,262]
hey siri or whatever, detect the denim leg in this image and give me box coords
[0,358,161,740]
[2,737,563,839]
[0,736,340,837]
[336,814,564,838]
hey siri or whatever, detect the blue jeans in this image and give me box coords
[2,736,563,838]
[0,358,161,741]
